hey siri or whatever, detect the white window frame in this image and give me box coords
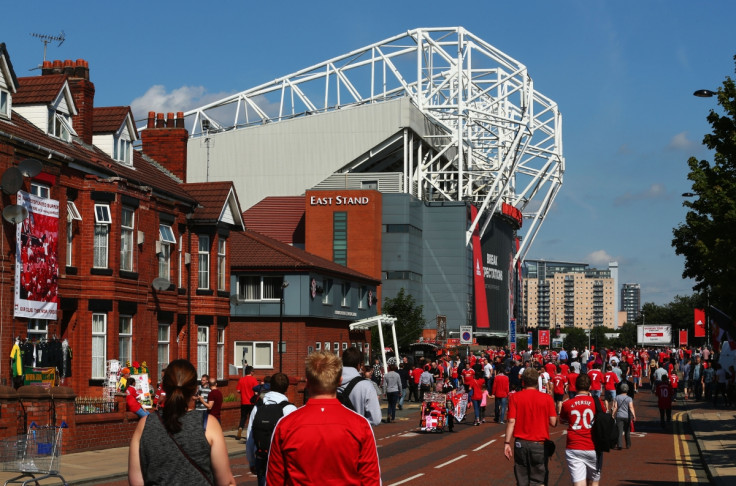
[217,239,227,291]
[159,225,176,244]
[93,204,111,269]
[197,326,209,377]
[237,275,283,301]
[158,241,171,280]
[120,207,135,272]
[27,319,48,340]
[30,182,50,199]
[119,315,132,365]
[177,235,183,288]
[48,109,74,142]
[66,220,73,267]
[341,283,350,307]
[92,314,107,379]
[324,342,330,351]
[0,90,9,119]
[158,324,170,377]
[358,286,366,309]
[94,204,111,224]
[217,326,225,380]
[334,342,340,356]
[198,235,210,289]
[322,279,333,305]
[233,341,273,370]
[316,342,321,351]
[113,133,132,165]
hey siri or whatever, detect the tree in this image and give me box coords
[610,322,637,349]
[516,336,528,350]
[590,326,609,350]
[673,55,736,317]
[372,288,424,353]
[563,328,588,352]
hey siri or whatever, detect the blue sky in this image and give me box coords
[4,0,735,305]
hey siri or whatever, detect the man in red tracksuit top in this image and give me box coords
[267,351,380,485]
[588,364,604,399]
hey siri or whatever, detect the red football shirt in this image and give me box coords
[656,383,674,409]
[632,364,641,378]
[507,388,556,441]
[567,372,579,392]
[552,374,566,395]
[545,362,557,377]
[588,369,604,391]
[560,363,570,376]
[668,374,679,389]
[604,372,619,391]
[492,374,510,398]
[560,394,602,450]
[412,367,422,384]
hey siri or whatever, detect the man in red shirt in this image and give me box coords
[544,360,556,378]
[631,359,642,393]
[588,363,604,399]
[560,374,604,485]
[655,379,674,428]
[461,363,476,392]
[567,370,580,399]
[603,364,620,410]
[492,368,510,424]
[552,367,567,414]
[504,367,558,485]
[236,365,258,439]
[411,364,423,401]
[668,369,679,401]
[267,351,380,485]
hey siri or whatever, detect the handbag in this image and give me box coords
[591,396,617,452]
[544,439,556,457]
[156,412,213,485]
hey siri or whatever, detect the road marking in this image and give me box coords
[673,411,686,484]
[434,454,467,468]
[473,439,496,451]
[388,473,425,485]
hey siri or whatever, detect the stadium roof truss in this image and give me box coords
[184,27,564,264]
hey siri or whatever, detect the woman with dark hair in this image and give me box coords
[382,363,402,423]
[128,359,236,486]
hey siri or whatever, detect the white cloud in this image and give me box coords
[129,85,233,121]
[585,250,614,266]
[613,183,669,206]
[667,131,696,151]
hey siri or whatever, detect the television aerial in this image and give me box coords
[2,205,29,225]
[151,278,171,291]
[0,167,23,195]
[17,158,43,178]
[30,31,65,62]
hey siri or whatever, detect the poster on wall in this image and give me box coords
[480,216,515,333]
[14,191,59,319]
[538,329,550,346]
[130,373,153,409]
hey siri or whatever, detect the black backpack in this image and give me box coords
[337,376,365,411]
[591,397,617,452]
[251,400,291,466]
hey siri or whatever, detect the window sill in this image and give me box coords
[88,379,105,387]
[90,268,113,276]
[217,290,230,298]
[178,288,186,295]
[65,266,78,275]
[196,289,214,296]
[120,271,139,280]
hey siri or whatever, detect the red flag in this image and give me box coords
[679,330,688,346]
[694,308,706,337]
[538,330,550,346]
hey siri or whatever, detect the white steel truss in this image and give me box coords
[184,27,564,264]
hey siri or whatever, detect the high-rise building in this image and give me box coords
[621,283,642,324]
[522,260,617,331]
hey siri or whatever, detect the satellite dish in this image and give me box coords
[229,294,240,306]
[2,205,29,224]
[18,158,43,178]
[151,278,171,291]
[1,167,23,195]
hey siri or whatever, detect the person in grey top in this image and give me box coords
[338,347,382,425]
[128,359,235,486]
[611,382,636,449]
[195,374,210,412]
[382,364,402,422]
[419,365,434,401]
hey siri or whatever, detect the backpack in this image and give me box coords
[591,397,617,452]
[337,376,365,411]
[251,399,291,467]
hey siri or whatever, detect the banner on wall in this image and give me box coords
[23,367,56,388]
[694,308,706,338]
[679,330,688,347]
[14,191,59,319]
[509,319,516,352]
[539,329,550,346]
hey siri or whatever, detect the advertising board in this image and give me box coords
[479,216,516,334]
[637,324,673,345]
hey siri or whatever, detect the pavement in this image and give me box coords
[0,395,733,485]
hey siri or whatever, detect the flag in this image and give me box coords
[694,308,706,337]
[709,306,736,352]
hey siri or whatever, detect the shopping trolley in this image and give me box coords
[0,422,67,485]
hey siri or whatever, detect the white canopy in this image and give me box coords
[350,314,398,374]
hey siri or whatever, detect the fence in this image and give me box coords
[74,397,117,415]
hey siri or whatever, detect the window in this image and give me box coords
[234,341,273,369]
[198,235,210,289]
[359,286,366,309]
[238,275,283,301]
[217,327,225,380]
[333,212,347,265]
[158,223,175,280]
[120,207,135,271]
[324,342,330,351]
[28,319,48,340]
[48,109,73,141]
[93,204,111,269]
[113,134,132,165]
[217,239,227,291]
[92,314,107,379]
[158,324,170,376]
[341,283,350,307]
[361,180,378,190]
[334,342,340,356]
[342,343,348,351]
[30,183,50,199]
[119,316,132,364]
[66,202,81,267]
[0,90,9,118]
[197,326,209,377]
[322,279,333,305]
[177,235,183,288]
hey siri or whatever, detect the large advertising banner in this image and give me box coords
[679,330,688,347]
[509,319,516,352]
[694,308,706,337]
[14,191,59,319]
[539,329,550,346]
[470,206,490,328]
[637,324,673,345]
[480,216,515,333]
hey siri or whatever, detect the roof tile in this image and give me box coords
[14,74,68,105]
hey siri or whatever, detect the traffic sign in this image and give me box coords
[460,326,473,345]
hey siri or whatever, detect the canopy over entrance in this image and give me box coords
[350,314,398,374]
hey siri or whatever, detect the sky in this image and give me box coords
[3,0,735,306]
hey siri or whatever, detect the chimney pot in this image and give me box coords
[63,59,73,67]
[176,112,185,128]
[156,113,165,128]
[147,112,156,129]
[52,60,62,69]
[42,60,52,68]
[166,113,175,128]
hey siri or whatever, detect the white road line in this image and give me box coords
[473,439,496,451]
[388,473,425,485]
[434,454,467,468]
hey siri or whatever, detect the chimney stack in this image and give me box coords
[44,59,94,144]
[141,112,188,182]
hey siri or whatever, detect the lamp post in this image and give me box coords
[279,281,289,372]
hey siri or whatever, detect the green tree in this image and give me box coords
[372,288,424,353]
[563,328,588,352]
[590,326,609,350]
[673,55,736,317]
[610,322,638,349]
[516,336,528,350]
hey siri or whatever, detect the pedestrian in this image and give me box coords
[588,363,604,399]
[655,377,674,428]
[198,377,222,422]
[195,374,210,412]
[371,357,383,387]
[559,373,604,486]
[236,365,258,440]
[266,351,381,485]
[125,378,149,419]
[409,364,421,402]
[492,367,510,424]
[246,372,296,486]
[419,365,434,401]
[153,368,166,410]
[469,374,484,426]
[713,362,728,407]
[398,362,410,410]
[504,367,558,486]
[603,363,619,411]
[128,359,236,486]
[338,347,382,425]
[382,363,402,423]
[703,361,715,401]
[611,382,636,450]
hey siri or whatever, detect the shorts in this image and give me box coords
[554,393,565,402]
[565,448,602,482]
[605,390,616,401]
[633,377,640,385]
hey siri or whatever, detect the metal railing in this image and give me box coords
[74,397,117,415]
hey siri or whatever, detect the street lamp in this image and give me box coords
[279,280,289,372]
[693,89,717,98]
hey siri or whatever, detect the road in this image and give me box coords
[101,387,709,485]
